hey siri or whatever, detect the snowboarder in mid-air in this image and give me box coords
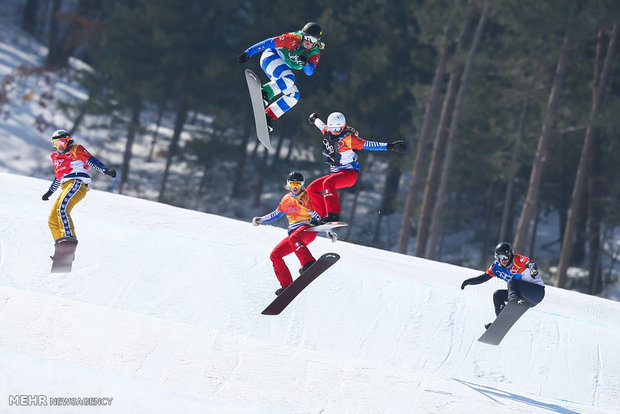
[461,242,545,329]
[252,171,334,296]
[43,130,116,244]
[238,22,324,131]
[306,112,407,224]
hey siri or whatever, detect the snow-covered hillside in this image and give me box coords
[0,171,619,413]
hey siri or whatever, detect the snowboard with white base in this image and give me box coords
[305,222,348,232]
[244,69,273,151]
[478,298,531,345]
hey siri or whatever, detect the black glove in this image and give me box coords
[461,279,470,290]
[104,168,117,178]
[238,52,249,64]
[308,113,318,124]
[387,140,407,153]
[42,190,53,201]
[299,54,308,64]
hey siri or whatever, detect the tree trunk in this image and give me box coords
[45,0,64,67]
[198,163,209,196]
[397,20,453,254]
[231,122,252,198]
[414,8,477,257]
[21,0,39,36]
[270,135,285,172]
[513,34,572,252]
[587,29,606,295]
[427,4,489,260]
[373,162,402,246]
[499,57,541,242]
[480,179,499,267]
[284,138,294,162]
[118,99,142,194]
[557,23,618,288]
[587,143,602,293]
[252,148,269,207]
[528,202,541,257]
[158,100,188,202]
[147,104,165,163]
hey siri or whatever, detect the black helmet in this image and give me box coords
[494,242,514,263]
[287,170,304,183]
[52,129,70,140]
[302,22,322,40]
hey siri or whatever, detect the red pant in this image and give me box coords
[270,225,317,288]
[306,169,358,216]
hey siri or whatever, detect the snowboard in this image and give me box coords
[305,222,348,232]
[50,236,78,273]
[478,298,531,345]
[244,69,273,151]
[262,252,340,315]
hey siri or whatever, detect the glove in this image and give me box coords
[299,54,308,64]
[327,230,338,243]
[42,190,53,201]
[252,217,262,226]
[387,140,407,153]
[308,113,318,124]
[461,279,470,290]
[528,261,539,277]
[238,52,249,64]
[103,168,117,178]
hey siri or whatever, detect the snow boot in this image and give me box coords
[484,323,492,330]
[324,212,340,223]
[275,286,287,296]
[310,217,325,226]
[266,114,274,132]
[299,260,316,274]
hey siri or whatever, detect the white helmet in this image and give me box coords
[326,112,346,134]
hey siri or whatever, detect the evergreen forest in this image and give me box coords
[6,0,620,297]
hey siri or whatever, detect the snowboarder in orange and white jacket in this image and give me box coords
[252,171,333,296]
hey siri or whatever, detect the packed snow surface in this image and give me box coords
[0,172,619,413]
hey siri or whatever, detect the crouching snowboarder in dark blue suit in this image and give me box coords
[461,242,545,328]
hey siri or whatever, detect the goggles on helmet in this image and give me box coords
[288,181,304,189]
[52,137,70,150]
[304,34,319,44]
[496,253,510,262]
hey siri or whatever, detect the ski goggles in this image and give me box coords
[327,125,344,134]
[288,181,304,188]
[52,138,70,149]
[303,35,319,45]
[496,254,510,262]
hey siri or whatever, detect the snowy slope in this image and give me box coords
[1,171,619,413]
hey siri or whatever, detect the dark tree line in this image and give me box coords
[12,0,620,296]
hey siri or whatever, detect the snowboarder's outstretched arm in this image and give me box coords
[252,209,285,226]
[307,113,406,153]
[461,273,492,289]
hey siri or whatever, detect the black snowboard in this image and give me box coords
[50,237,78,273]
[262,252,340,315]
[478,298,531,345]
